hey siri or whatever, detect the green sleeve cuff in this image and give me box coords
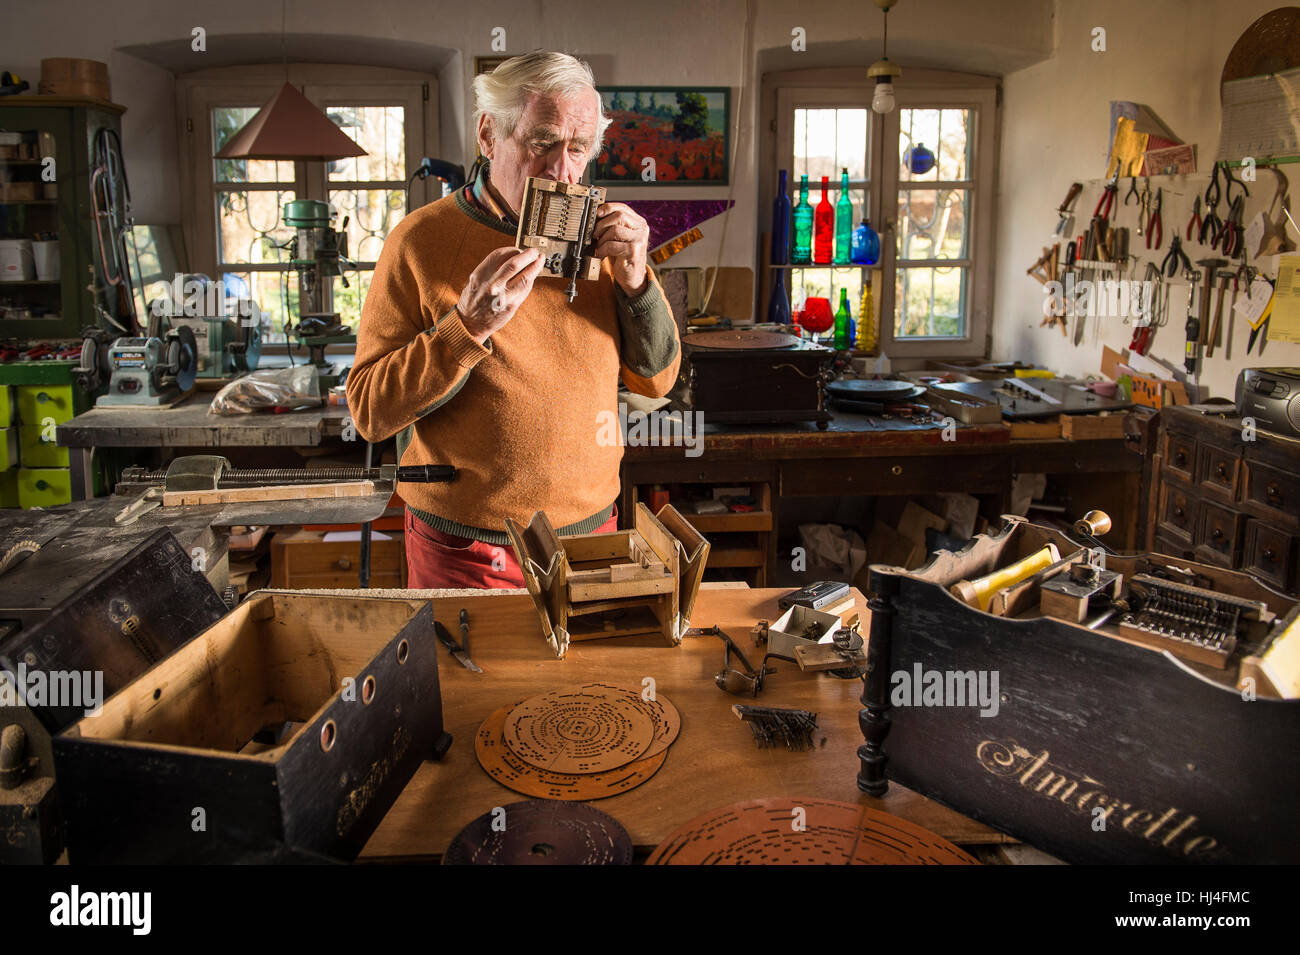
[614,278,679,378]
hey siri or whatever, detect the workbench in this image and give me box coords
[620,411,1146,583]
[56,393,353,500]
[358,584,1008,860]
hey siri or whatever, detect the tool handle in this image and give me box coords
[1059,182,1082,212]
[395,465,457,483]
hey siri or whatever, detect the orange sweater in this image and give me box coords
[346,188,681,544]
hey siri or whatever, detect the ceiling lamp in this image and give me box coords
[868,0,902,114]
[215,81,366,161]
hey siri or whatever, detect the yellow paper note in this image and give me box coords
[1106,117,1149,179]
[1271,254,1300,344]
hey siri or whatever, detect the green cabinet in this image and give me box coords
[0,95,129,338]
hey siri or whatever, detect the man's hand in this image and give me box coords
[593,202,649,296]
[456,247,546,343]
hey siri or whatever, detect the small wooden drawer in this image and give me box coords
[1196,442,1241,501]
[1162,430,1196,483]
[1242,520,1297,593]
[1153,531,1196,562]
[271,529,406,589]
[1156,483,1198,544]
[1194,502,1242,568]
[1243,461,1300,526]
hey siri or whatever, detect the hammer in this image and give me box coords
[1196,259,1228,345]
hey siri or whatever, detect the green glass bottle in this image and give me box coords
[791,174,813,265]
[835,167,853,264]
[834,288,852,350]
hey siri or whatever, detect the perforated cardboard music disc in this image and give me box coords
[582,681,681,758]
[443,799,633,865]
[475,703,667,800]
[504,684,656,774]
[646,797,979,865]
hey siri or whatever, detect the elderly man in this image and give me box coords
[347,52,680,589]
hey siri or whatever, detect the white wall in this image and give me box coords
[996,0,1300,400]
[3,0,1052,272]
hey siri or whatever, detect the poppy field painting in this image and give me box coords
[594,87,730,186]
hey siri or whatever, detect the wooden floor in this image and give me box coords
[358,585,1011,860]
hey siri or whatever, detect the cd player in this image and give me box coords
[1236,367,1300,438]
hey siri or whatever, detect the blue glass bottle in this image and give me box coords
[851,218,880,265]
[772,169,791,264]
[768,270,792,325]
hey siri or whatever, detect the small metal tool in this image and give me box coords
[434,619,482,673]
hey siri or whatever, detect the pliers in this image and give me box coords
[1216,196,1245,257]
[1221,161,1251,205]
[1146,188,1163,249]
[1093,173,1119,222]
[1161,235,1191,277]
[1201,164,1224,244]
[1186,196,1203,242]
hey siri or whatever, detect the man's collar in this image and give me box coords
[467,158,519,228]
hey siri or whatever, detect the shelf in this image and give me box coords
[0,199,57,205]
[706,545,766,568]
[0,280,60,286]
[678,509,773,533]
[0,159,44,166]
[772,263,876,270]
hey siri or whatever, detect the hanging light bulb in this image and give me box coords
[867,0,902,115]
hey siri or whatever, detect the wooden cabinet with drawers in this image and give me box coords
[270,528,407,589]
[1149,406,1300,594]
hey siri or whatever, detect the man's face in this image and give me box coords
[478,88,599,216]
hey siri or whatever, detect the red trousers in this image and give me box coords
[404,507,618,589]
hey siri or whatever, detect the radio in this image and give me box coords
[1236,367,1300,438]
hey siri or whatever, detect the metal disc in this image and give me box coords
[174,324,198,392]
[443,799,633,865]
[475,703,667,800]
[504,684,655,774]
[647,797,979,865]
[825,379,923,402]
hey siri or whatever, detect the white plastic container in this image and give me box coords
[32,240,59,281]
[0,239,35,282]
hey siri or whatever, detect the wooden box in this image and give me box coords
[858,516,1300,864]
[684,334,833,429]
[507,503,708,658]
[53,592,451,863]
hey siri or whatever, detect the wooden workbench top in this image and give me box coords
[57,393,351,448]
[359,586,1008,860]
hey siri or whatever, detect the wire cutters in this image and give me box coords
[1146,189,1163,249]
[1094,173,1119,221]
[1186,195,1202,242]
[1161,235,1191,277]
[1221,161,1250,205]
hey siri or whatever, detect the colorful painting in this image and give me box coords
[594,87,729,186]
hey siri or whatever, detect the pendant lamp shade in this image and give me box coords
[215,82,366,161]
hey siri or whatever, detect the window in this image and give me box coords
[179,66,437,346]
[770,72,998,358]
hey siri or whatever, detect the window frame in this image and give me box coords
[175,64,438,349]
[765,68,999,359]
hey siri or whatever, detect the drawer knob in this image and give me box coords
[1215,463,1227,478]
[1174,452,1187,466]
[1212,528,1224,540]
[1174,506,1184,518]
[336,556,352,571]
[891,465,903,476]
[1267,483,1282,502]
[1264,548,1277,562]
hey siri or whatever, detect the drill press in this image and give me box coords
[284,200,355,388]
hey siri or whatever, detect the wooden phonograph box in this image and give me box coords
[506,503,708,658]
[53,593,452,863]
[857,515,1300,864]
[683,328,834,429]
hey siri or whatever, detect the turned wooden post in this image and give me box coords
[857,570,897,796]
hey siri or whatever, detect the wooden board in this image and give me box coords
[358,587,1010,858]
[162,481,375,507]
[1060,413,1128,440]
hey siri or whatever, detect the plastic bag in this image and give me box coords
[208,366,320,415]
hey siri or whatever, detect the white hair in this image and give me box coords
[473,51,612,159]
